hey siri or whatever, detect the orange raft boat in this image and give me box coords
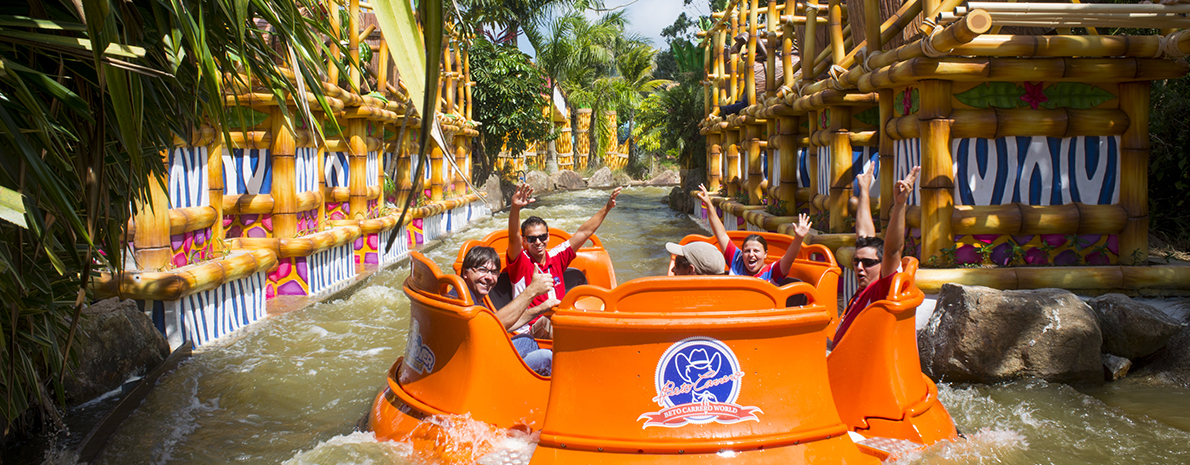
[368,229,957,463]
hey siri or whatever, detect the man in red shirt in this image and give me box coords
[505,183,622,331]
[831,163,920,347]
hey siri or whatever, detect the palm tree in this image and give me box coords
[613,41,670,174]
[0,0,337,428]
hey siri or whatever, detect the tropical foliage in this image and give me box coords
[0,0,335,430]
[468,37,553,182]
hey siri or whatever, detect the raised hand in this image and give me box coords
[894,166,921,206]
[606,186,623,210]
[857,160,875,193]
[511,183,535,209]
[793,213,813,238]
[696,184,713,205]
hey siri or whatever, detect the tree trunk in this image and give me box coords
[546,139,559,173]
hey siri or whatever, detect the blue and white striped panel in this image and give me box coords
[384,152,395,175]
[747,221,763,232]
[724,211,739,231]
[296,147,318,194]
[308,241,358,295]
[324,151,349,188]
[798,147,810,188]
[175,270,267,349]
[761,149,769,185]
[842,266,858,307]
[851,147,880,199]
[222,148,272,195]
[379,226,409,264]
[366,151,379,187]
[893,139,922,206]
[952,136,1120,206]
[817,145,832,197]
[168,147,209,209]
[410,154,433,182]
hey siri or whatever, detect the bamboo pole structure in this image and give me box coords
[377,40,389,94]
[347,118,369,219]
[395,128,413,208]
[808,110,820,215]
[1119,82,1150,265]
[859,57,1187,93]
[348,0,361,92]
[208,130,225,242]
[444,38,456,115]
[463,45,473,121]
[430,144,445,202]
[271,108,298,239]
[864,0,882,53]
[828,0,846,67]
[802,2,818,89]
[918,80,953,264]
[776,116,798,214]
[576,108,591,169]
[134,159,174,270]
[878,90,894,230]
[746,122,763,204]
[708,132,723,192]
[886,108,1130,140]
[951,33,1190,58]
[327,0,341,85]
[725,128,741,198]
[828,106,851,232]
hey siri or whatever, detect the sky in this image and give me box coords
[516,0,712,58]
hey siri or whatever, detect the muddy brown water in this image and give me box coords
[33,187,1190,464]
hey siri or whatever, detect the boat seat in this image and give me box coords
[487,267,588,310]
[826,257,957,445]
[453,227,617,290]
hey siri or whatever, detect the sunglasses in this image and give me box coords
[853,257,881,268]
[525,233,550,244]
[469,266,499,277]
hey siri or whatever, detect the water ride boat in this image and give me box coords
[367,229,957,463]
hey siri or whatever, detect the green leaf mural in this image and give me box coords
[954,82,1025,109]
[853,107,880,127]
[1040,82,1116,109]
[227,106,269,129]
[323,119,342,138]
[896,88,921,115]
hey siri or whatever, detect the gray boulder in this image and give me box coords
[548,170,586,191]
[919,284,1104,385]
[613,173,633,187]
[1132,319,1190,387]
[523,170,552,193]
[1089,293,1185,359]
[668,187,695,214]
[1103,353,1132,381]
[588,167,614,188]
[647,169,681,186]
[479,173,505,211]
[64,298,170,405]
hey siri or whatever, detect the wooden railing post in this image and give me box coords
[829,106,853,232]
[271,108,298,238]
[1119,81,1151,265]
[919,80,954,263]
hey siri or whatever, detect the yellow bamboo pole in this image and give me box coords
[864,0,883,53]
[766,0,778,98]
[430,144,445,202]
[777,116,798,214]
[1119,82,1150,265]
[271,108,298,238]
[134,157,173,270]
[347,119,369,219]
[444,38,456,115]
[746,123,763,204]
[708,132,723,192]
[725,129,741,198]
[828,0,846,67]
[918,80,953,264]
[878,90,894,230]
[396,129,412,208]
[377,40,390,95]
[208,129,225,242]
[746,0,759,106]
[327,0,341,85]
[348,0,361,92]
[808,110,820,215]
[802,2,818,89]
[828,106,851,232]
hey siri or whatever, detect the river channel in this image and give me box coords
[86,187,1190,464]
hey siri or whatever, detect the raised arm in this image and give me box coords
[494,268,553,331]
[778,213,812,276]
[569,187,622,251]
[507,184,535,260]
[882,166,919,279]
[856,160,877,239]
[697,184,731,251]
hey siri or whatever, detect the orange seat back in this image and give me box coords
[535,276,853,455]
[825,257,957,444]
[455,227,616,289]
[678,232,841,328]
[399,252,550,429]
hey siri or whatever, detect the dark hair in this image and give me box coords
[462,246,501,271]
[742,234,768,251]
[521,216,548,235]
[855,236,884,260]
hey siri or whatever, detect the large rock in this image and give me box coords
[1132,318,1190,387]
[479,173,504,211]
[1089,293,1185,359]
[668,186,695,214]
[1103,353,1132,381]
[64,298,170,405]
[588,167,614,188]
[548,170,586,190]
[523,170,552,193]
[647,169,681,186]
[613,173,632,187]
[919,284,1104,385]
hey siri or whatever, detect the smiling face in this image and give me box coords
[740,240,768,275]
[521,224,549,262]
[854,246,882,289]
[461,259,500,296]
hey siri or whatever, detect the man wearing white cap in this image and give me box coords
[666,241,727,276]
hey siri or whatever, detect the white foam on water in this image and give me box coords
[891,428,1029,465]
[282,431,413,465]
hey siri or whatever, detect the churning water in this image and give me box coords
[83,187,1189,464]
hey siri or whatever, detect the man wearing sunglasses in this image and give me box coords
[831,163,920,347]
[505,183,623,319]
